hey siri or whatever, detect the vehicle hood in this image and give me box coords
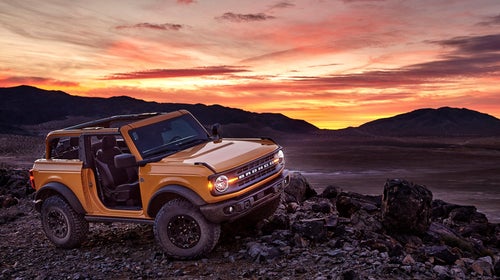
[161,138,279,173]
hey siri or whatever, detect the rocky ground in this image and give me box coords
[1,168,499,279]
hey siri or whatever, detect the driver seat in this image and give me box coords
[95,136,139,205]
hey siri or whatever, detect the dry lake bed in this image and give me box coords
[281,135,500,223]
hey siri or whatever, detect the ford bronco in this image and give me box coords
[29,110,288,259]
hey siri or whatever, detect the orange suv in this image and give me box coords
[30,110,288,259]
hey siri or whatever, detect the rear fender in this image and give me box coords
[147,185,206,218]
[34,182,85,214]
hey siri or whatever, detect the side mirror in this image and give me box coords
[211,123,222,141]
[114,153,137,168]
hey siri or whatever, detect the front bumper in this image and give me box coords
[200,171,289,223]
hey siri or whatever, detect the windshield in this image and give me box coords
[128,114,210,158]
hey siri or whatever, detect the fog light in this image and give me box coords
[224,205,235,214]
[284,174,290,185]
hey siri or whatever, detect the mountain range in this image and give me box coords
[2,85,500,137]
[0,85,316,137]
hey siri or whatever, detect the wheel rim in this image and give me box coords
[47,209,69,239]
[166,215,201,249]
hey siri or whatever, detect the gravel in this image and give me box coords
[1,170,499,279]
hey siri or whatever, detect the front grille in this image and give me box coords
[209,150,284,196]
[233,154,281,188]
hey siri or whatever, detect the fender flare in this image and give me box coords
[147,185,206,218]
[34,182,85,214]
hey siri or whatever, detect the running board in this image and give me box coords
[85,216,154,225]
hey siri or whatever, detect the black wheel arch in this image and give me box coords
[147,185,206,218]
[34,182,85,214]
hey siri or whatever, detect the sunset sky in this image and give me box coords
[1,0,499,129]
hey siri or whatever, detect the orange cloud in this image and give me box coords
[177,0,196,4]
[0,76,79,88]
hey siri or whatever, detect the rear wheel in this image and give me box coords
[40,196,88,248]
[154,199,220,260]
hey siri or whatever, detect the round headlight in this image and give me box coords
[277,150,284,163]
[214,175,229,192]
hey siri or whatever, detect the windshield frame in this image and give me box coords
[121,111,211,161]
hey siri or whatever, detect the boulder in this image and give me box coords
[246,242,282,263]
[471,256,493,276]
[283,172,317,203]
[311,202,332,214]
[350,209,383,233]
[259,213,290,235]
[320,185,342,199]
[336,192,381,218]
[494,259,500,277]
[446,208,495,245]
[448,206,478,223]
[0,195,19,208]
[291,218,327,242]
[0,168,32,200]
[381,179,432,235]
[422,245,460,265]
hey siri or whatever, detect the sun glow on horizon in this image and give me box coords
[0,0,499,129]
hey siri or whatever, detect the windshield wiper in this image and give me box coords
[178,138,208,148]
[143,145,179,157]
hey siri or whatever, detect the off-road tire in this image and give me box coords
[40,195,89,248]
[154,199,221,260]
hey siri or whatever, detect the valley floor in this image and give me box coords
[281,135,500,223]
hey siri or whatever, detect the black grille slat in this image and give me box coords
[233,154,280,188]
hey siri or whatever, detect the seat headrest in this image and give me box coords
[102,136,117,150]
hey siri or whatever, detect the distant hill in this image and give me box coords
[2,86,500,138]
[354,107,500,137]
[0,85,318,136]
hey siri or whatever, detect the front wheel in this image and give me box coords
[40,195,88,248]
[154,199,220,260]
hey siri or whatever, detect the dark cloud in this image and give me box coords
[116,22,183,31]
[401,34,500,78]
[295,53,500,89]
[270,1,295,9]
[401,53,500,77]
[477,14,500,26]
[292,70,424,89]
[291,34,500,89]
[216,12,275,22]
[104,66,248,80]
[435,34,500,54]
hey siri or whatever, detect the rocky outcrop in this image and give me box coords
[1,169,499,279]
[257,175,499,278]
[0,169,31,208]
[282,172,317,203]
[381,178,433,235]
